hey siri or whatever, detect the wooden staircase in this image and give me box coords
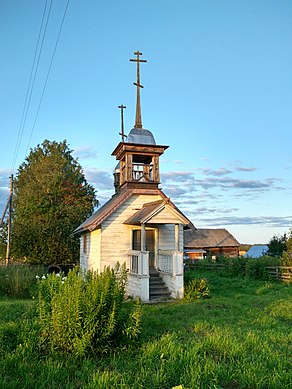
[149,268,172,301]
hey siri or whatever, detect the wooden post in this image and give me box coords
[5,175,13,266]
[175,224,179,251]
[141,224,146,251]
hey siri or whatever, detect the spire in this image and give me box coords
[130,51,147,129]
[118,104,127,141]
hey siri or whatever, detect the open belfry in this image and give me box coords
[75,51,192,301]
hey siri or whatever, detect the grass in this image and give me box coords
[0,269,291,388]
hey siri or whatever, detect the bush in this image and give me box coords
[36,264,141,357]
[0,264,45,298]
[184,278,209,301]
[245,255,281,280]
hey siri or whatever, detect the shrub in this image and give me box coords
[245,255,280,280]
[36,264,141,356]
[184,278,209,301]
[217,256,281,280]
[0,264,45,298]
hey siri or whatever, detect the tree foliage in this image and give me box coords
[282,227,292,266]
[12,140,98,264]
[268,233,287,256]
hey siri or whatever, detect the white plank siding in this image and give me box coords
[150,208,185,224]
[80,229,101,271]
[100,194,162,269]
[158,225,177,250]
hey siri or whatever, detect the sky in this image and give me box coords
[0,0,292,244]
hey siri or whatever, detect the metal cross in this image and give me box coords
[130,51,147,129]
[118,104,127,142]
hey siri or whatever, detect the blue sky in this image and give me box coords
[0,0,291,244]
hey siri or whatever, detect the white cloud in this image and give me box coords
[73,146,98,161]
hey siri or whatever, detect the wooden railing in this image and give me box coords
[158,250,183,275]
[127,250,149,276]
[132,163,153,181]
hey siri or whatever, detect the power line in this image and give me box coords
[25,0,70,157]
[10,0,52,174]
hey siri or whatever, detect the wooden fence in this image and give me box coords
[265,266,292,282]
[186,262,292,283]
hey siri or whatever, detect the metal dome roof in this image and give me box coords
[127,127,156,145]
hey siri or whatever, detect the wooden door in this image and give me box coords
[146,230,155,268]
[132,229,155,268]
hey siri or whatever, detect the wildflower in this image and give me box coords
[56,273,60,277]
[62,276,66,281]
[36,275,40,279]
[42,275,46,279]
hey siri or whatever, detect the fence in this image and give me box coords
[265,266,292,282]
[186,262,292,283]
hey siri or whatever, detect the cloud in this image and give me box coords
[161,170,282,194]
[234,166,257,172]
[199,168,232,176]
[161,171,194,183]
[84,168,113,190]
[197,176,278,191]
[197,215,292,228]
[73,146,98,161]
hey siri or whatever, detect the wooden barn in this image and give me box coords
[75,52,192,301]
[184,228,240,260]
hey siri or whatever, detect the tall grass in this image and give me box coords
[0,269,291,388]
[0,264,45,298]
[36,265,141,357]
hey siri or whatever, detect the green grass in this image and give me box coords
[0,270,291,389]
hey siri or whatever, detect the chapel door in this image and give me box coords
[132,229,155,268]
[146,230,155,268]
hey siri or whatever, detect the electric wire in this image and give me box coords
[10,0,52,174]
[24,0,70,158]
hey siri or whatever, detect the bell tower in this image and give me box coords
[112,51,168,191]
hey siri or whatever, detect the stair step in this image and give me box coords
[148,268,172,300]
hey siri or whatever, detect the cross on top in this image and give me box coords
[118,105,127,142]
[130,51,147,129]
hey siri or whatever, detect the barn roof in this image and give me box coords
[184,228,239,248]
[74,188,193,234]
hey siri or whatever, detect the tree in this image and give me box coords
[268,233,287,256]
[282,228,292,266]
[12,140,98,265]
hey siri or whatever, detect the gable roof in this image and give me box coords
[74,188,193,234]
[184,228,239,248]
[123,198,190,225]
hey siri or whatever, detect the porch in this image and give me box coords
[126,249,184,301]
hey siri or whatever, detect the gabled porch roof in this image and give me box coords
[123,198,190,226]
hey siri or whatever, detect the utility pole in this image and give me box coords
[5,175,13,266]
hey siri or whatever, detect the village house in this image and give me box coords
[184,228,240,260]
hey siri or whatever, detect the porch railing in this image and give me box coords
[157,250,183,276]
[127,250,149,276]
